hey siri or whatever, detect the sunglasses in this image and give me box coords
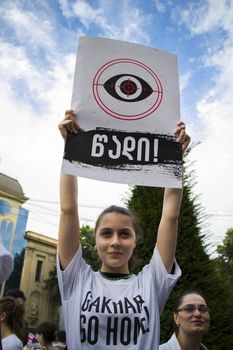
[176,304,210,314]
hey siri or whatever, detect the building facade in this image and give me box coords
[20,231,60,330]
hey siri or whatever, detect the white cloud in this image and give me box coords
[191,97,233,246]
[60,0,151,44]
[72,1,103,28]
[180,70,192,91]
[153,0,166,13]
[179,1,233,244]
[1,3,55,51]
[180,0,233,36]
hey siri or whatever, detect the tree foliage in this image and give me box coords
[214,228,233,308]
[43,225,98,294]
[216,227,233,269]
[80,225,99,269]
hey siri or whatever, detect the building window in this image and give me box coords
[35,261,43,282]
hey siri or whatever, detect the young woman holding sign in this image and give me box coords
[57,110,190,350]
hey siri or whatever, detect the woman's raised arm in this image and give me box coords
[156,121,190,273]
[58,110,80,269]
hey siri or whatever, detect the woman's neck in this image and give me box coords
[1,323,13,339]
[177,331,203,350]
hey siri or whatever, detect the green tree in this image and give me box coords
[43,225,97,294]
[216,227,233,272]
[215,228,233,303]
[126,160,233,349]
[81,224,99,269]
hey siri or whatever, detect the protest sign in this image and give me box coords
[62,36,182,187]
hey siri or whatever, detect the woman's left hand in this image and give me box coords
[174,121,191,153]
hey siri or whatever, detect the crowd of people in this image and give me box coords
[0,109,211,350]
[0,242,67,350]
[0,286,67,350]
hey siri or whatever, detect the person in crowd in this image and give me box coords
[0,238,13,283]
[0,296,24,350]
[5,290,26,306]
[159,291,210,350]
[57,110,190,349]
[55,331,67,350]
[36,321,57,350]
[5,289,28,346]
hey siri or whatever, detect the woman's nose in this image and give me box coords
[110,232,120,246]
[193,309,202,317]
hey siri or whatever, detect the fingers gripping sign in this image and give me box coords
[58,110,79,141]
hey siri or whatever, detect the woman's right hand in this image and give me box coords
[58,109,79,141]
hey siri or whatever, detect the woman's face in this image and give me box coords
[95,212,137,274]
[174,293,210,337]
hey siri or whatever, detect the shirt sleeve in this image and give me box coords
[57,244,91,301]
[0,239,14,283]
[140,247,181,313]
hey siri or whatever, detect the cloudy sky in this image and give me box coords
[0,0,233,255]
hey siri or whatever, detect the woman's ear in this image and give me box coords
[173,312,180,328]
[0,312,6,321]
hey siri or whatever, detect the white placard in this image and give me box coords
[62,36,182,188]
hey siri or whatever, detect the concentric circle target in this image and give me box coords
[92,58,163,121]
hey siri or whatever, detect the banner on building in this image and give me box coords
[0,198,28,255]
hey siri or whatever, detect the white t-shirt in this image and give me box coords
[159,333,208,350]
[57,246,181,350]
[0,239,14,283]
[57,245,181,350]
[2,334,23,350]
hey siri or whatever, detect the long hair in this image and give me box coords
[0,296,25,339]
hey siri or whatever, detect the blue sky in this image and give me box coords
[0,0,233,255]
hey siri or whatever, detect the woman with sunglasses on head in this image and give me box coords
[57,110,190,350]
[159,291,210,350]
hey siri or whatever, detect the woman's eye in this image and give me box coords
[101,230,112,237]
[103,74,153,102]
[119,230,131,237]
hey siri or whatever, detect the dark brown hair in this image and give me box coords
[95,205,141,239]
[36,321,57,344]
[0,296,25,339]
[5,289,26,302]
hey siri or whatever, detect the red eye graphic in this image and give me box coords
[93,58,163,121]
[104,74,153,102]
